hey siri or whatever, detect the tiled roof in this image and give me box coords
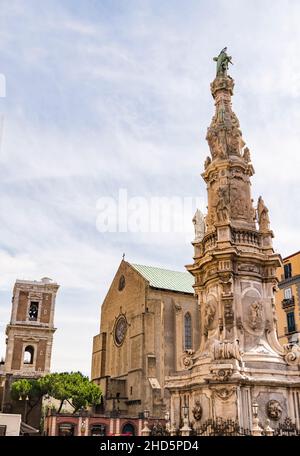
[131,263,194,294]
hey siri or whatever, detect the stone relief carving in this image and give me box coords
[220,273,232,293]
[224,301,234,328]
[227,126,244,156]
[211,339,243,362]
[204,300,217,333]
[192,209,206,242]
[182,356,193,369]
[238,263,260,273]
[210,367,233,381]
[213,387,235,401]
[257,196,270,232]
[206,114,245,161]
[266,400,282,421]
[206,128,226,160]
[216,186,229,222]
[230,186,249,219]
[173,299,182,313]
[192,400,202,421]
[182,349,194,369]
[248,300,264,331]
[283,343,300,366]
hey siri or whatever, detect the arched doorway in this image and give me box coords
[121,422,135,435]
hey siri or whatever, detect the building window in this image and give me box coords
[58,423,75,436]
[284,263,292,280]
[287,311,296,333]
[0,425,6,436]
[184,312,192,350]
[118,275,126,291]
[28,301,39,321]
[121,423,135,436]
[90,424,106,436]
[24,345,34,364]
[284,288,292,300]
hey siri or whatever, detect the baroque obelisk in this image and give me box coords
[165,48,300,432]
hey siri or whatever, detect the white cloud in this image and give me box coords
[0,0,299,374]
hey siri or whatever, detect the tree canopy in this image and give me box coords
[11,371,102,415]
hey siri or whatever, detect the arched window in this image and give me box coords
[184,313,192,350]
[23,346,34,364]
[121,423,135,436]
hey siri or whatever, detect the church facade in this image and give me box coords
[91,261,198,418]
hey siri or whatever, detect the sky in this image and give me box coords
[0,0,300,375]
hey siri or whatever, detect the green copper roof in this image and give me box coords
[131,263,194,294]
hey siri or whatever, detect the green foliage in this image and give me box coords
[11,372,102,414]
[11,378,32,400]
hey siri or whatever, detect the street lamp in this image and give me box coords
[183,404,189,418]
[180,403,191,436]
[19,395,29,423]
[251,401,262,436]
[164,411,171,435]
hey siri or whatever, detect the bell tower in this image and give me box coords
[4,277,59,376]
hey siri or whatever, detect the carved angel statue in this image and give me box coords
[257,196,270,232]
[242,147,251,163]
[213,47,233,77]
[192,209,206,242]
[204,156,211,169]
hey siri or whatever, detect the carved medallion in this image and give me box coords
[266,400,282,421]
[182,355,193,369]
[210,367,233,381]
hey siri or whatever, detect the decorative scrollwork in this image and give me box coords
[283,343,300,366]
